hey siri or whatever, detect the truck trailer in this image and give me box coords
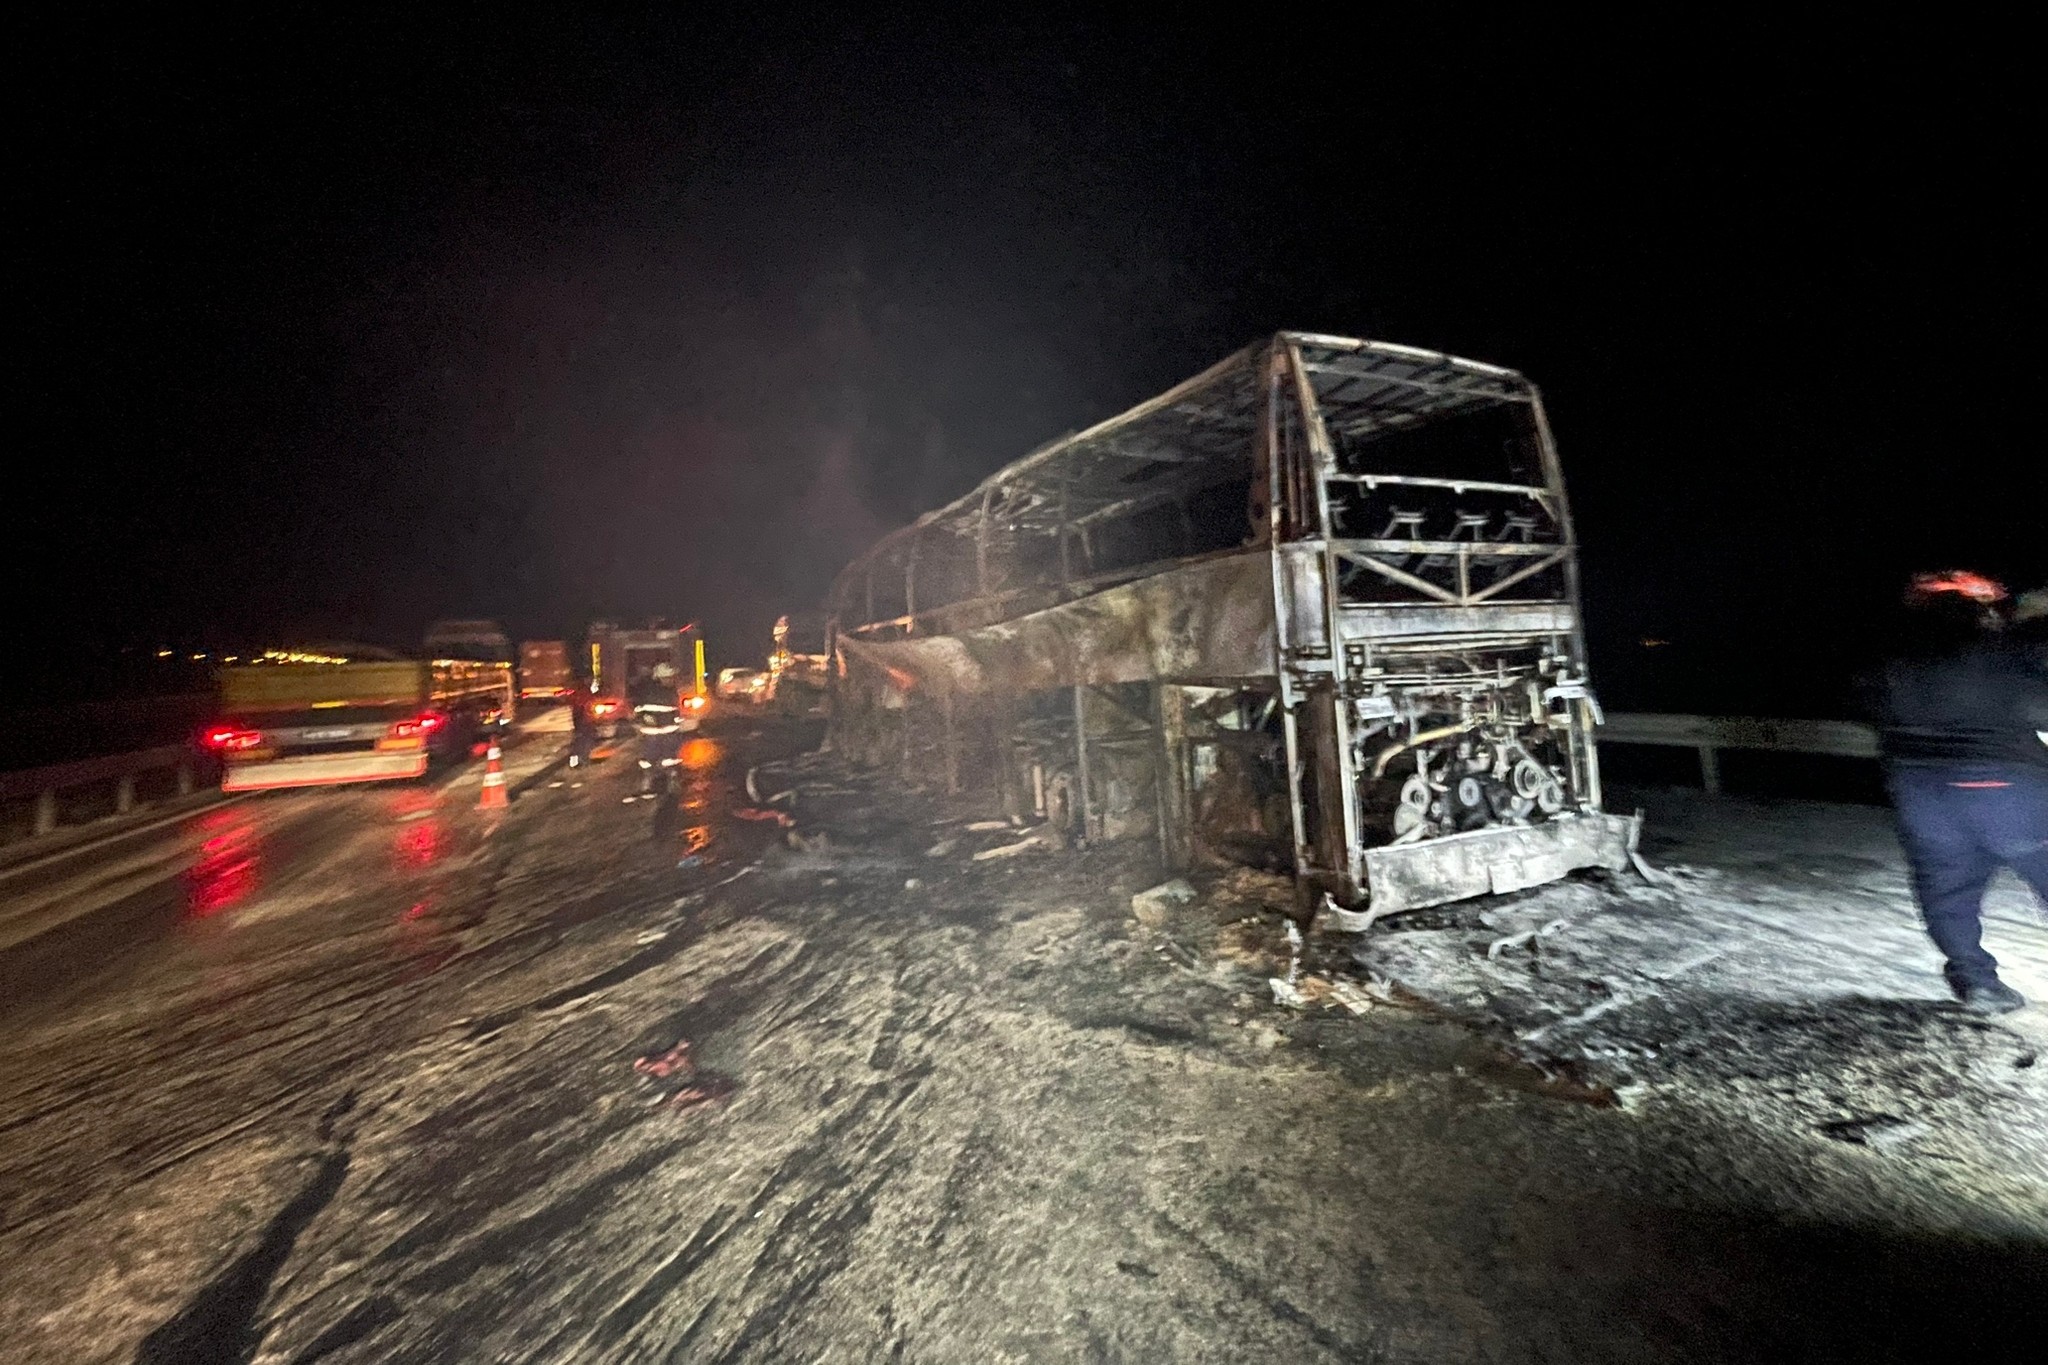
[518,640,574,700]
[206,648,513,792]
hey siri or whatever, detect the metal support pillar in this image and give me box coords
[992,694,1023,823]
[904,545,919,633]
[1285,338,1365,901]
[1153,683,1191,870]
[1071,683,1093,846]
[975,485,995,595]
[942,692,960,795]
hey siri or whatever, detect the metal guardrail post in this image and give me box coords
[1698,746,1722,795]
[33,788,58,836]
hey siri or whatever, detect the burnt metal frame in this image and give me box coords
[1259,336,1599,903]
[828,331,1611,910]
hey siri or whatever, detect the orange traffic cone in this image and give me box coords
[479,742,509,810]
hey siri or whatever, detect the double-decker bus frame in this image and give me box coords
[827,332,1639,919]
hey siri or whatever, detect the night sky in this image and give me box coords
[12,13,2041,712]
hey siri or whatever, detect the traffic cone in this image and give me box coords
[479,742,509,810]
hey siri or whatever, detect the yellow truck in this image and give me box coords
[205,649,513,792]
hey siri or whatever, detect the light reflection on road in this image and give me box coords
[394,816,446,870]
[184,806,262,918]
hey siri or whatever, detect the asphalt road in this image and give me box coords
[1,714,2042,1363]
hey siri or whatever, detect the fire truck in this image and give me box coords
[585,621,705,736]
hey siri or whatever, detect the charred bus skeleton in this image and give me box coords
[828,333,1637,919]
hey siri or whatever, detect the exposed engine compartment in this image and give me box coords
[1352,651,1596,845]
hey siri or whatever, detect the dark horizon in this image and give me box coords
[12,13,2042,710]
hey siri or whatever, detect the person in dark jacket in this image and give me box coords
[568,693,595,769]
[1865,572,2048,1013]
[630,665,685,795]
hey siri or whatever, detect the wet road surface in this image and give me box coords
[2,718,2044,1363]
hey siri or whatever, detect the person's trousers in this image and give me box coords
[1886,766,2048,984]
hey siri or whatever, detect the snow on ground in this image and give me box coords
[1337,785,2048,1227]
[4,727,2046,1364]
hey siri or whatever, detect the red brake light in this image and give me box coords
[204,725,264,752]
[391,711,446,740]
[592,700,620,717]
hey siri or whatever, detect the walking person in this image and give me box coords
[1865,572,2048,1013]
[568,692,595,769]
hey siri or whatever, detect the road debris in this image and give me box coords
[926,838,959,858]
[632,1040,735,1115]
[1326,979,1376,1015]
[1130,879,1197,927]
[1818,1115,1932,1150]
[1485,918,1571,960]
[971,833,1047,861]
[1318,900,1377,934]
[1639,948,1726,981]
[634,1041,694,1078]
[1270,973,1342,1010]
[1518,989,1643,1044]
[1268,921,1309,1005]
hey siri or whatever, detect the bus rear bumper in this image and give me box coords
[1360,812,1641,917]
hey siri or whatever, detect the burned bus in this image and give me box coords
[827,333,1638,920]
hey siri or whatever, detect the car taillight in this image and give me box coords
[591,700,620,718]
[684,694,707,710]
[203,725,264,752]
[390,711,446,740]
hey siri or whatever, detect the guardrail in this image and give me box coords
[0,744,206,840]
[0,709,1882,842]
[1600,712,1877,794]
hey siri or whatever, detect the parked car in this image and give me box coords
[715,667,769,702]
